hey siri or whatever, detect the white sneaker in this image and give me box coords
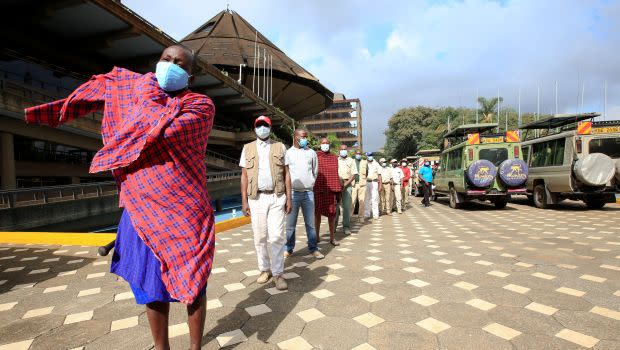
[312,251,325,259]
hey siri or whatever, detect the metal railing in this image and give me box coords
[0,181,118,209]
[0,171,243,209]
[206,149,239,165]
[207,170,242,182]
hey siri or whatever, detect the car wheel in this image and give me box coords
[584,196,606,209]
[494,196,508,209]
[449,187,462,209]
[533,184,549,209]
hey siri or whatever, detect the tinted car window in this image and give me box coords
[589,138,620,158]
[479,148,508,166]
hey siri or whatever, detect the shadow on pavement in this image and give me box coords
[0,245,96,295]
[202,226,342,347]
[432,196,518,211]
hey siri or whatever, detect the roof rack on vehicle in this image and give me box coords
[443,123,498,138]
[415,149,441,156]
[519,113,600,130]
[592,120,620,127]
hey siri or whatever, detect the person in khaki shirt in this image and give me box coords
[335,145,357,235]
[351,149,368,222]
[378,158,393,215]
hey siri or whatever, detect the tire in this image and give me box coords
[533,184,549,209]
[573,153,615,186]
[449,187,462,209]
[498,159,529,187]
[584,196,606,209]
[466,159,497,188]
[494,196,508,209]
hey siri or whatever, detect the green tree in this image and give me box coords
[477,96,503,123]
[326,133,342,153]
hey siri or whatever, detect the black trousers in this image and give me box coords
[422,181,431,205]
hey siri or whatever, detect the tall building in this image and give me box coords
[301,93,363,149]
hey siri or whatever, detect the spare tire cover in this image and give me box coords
[573,153,615,186]
[498,158,529,187]
[616,158,620,182]
[466,159,497,187]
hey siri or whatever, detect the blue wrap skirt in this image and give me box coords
[110,210,206,304]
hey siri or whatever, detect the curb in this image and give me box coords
[0,216,251,246]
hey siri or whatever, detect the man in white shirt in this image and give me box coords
[363,152,382,221]
[378,158,393,215]
[284,129,323,259]
[390,159,404,214]
[240,116,292,290]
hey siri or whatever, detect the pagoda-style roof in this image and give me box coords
[181,9,334,118]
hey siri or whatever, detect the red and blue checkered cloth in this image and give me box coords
[314,151,342,217]
[25,67,216,304]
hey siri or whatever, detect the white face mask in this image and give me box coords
[320,144,330,152]
[255,126,270,139]
[402,162,407,166]
[339,150,348,157]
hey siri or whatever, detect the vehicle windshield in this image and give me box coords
[589,137,620,158]
[479,148,508,166]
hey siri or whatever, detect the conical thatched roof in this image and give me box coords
[181,9,333,118]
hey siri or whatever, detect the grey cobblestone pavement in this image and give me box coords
[0,198,619,349]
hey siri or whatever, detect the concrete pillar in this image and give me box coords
[215,198,223,212]
[0,132,16,190]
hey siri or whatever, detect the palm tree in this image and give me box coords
[477,96,503,123]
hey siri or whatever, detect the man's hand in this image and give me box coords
[285,199,292,214]
[242,202,251,217]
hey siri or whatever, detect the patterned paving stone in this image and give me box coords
[1,201,618,348]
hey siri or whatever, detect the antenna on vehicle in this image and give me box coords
[604,80,607,121]
[475,88,479,124]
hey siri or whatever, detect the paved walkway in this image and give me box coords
[0,199,619,349]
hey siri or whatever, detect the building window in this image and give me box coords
[13,136,95,165]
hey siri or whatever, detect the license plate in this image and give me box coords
[593,126,620,134]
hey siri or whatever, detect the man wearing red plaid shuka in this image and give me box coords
[24,45,214,350]
[314,138,343,246]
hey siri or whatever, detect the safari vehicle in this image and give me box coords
[433,123,529,209]
[412,149,440,197]
[519,113,619,209]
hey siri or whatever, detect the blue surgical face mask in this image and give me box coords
[255,126,271,139]
[367,156,374,162]
[155,61,189,92]
[298,138,308,148]
[339,150,348,157]
[355,155,362,160]
[425,162,431,167]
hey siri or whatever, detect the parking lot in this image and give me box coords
[0,199,619,349]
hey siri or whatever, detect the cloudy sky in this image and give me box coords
[125,0,620,150]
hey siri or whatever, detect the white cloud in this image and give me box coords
[124,0,620,150]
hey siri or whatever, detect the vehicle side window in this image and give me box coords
[553,138,565,165]
[453,148,463,170]
[521,146,529,164]
[446,148,462,171]
[531,139,565,167]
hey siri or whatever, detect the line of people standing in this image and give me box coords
[239,118,422,292]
